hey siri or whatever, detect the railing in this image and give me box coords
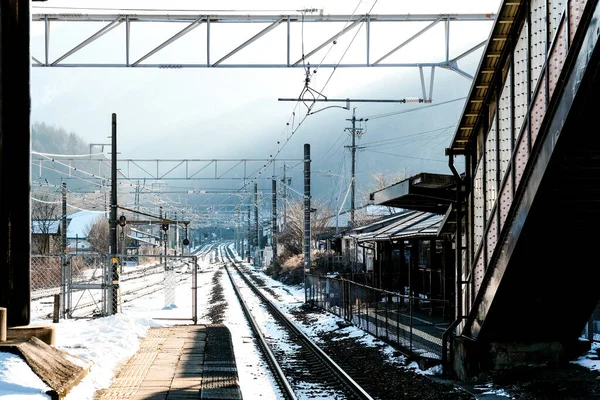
[305,274,451,360]
[314,254,366,275]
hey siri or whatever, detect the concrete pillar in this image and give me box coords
[0,0,31,327]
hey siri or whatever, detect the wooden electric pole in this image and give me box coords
[344,108,365,227]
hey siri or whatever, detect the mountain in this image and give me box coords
[31,122,110,191]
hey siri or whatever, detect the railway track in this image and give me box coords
[219,244,375,400]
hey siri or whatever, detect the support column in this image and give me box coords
[0,0,31,327]
[109,113,119,315]
[254,183,259,266]
[240,212,244,259]
[303,144,311,303]
[398,240,406,298]
[272,179,277,263]
[410,239,419,296]
[61,183,67,319]
[247,207,251,263]
[382,242,393,290]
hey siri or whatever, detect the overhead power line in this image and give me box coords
[365,97,466,120]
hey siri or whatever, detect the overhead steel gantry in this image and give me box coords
[32,156,294,228]
[31,12,496,80]
[31,156,303,181]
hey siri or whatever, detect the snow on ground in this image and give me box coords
[1,245,593,399]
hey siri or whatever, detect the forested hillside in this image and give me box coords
[31,122,110,187]
[32,122,89,154]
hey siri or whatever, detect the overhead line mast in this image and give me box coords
[345,108,366,227]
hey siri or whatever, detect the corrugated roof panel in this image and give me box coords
[355,211,418,240]
[371,211,424,238]
[356,210,444,242]
[353,210,413,234]
[389,213,444,239]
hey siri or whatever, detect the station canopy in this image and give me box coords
[355,210,443,242]
[369,173,455,214]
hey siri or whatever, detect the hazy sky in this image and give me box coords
[30,0,501,215]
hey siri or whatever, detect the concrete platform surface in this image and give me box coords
[95,324,243,400]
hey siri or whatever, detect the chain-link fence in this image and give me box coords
[30,253,198,323]
[117,254,198,323]
[69,253,110,318]
[306,274,451,359]
[31,254,66,320]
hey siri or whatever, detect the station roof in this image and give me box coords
[448,1,522,154]
[352,210,414,235]
[127,234,157,246]
[356,210,443,242]
[369,172,455,214]
[130,227,160,240]
[66,210,107,239]
[317,210,410,241]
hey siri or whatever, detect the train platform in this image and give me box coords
[95,324,243,400]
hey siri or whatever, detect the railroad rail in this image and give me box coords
[220,244,374,400]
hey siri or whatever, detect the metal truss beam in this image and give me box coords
[31,12,495,77]
[31,157,302,181]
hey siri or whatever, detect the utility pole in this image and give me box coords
[281,165,287,228]
[109,113,119,315]
[61,182,67,319]
[174,211,178,256]
[254,182,259,267]
[280,165,292,230]
[135,180,140,212]
[272,179,277,263]
[247,207,251,263]
[303,143,311,303]
[344,108,365,227]
[159,206,163,263]
[238,212,242,253]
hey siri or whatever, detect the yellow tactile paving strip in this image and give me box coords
[95,324,242,400]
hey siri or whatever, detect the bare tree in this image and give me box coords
[31,192,61,254]
[85,218,135,254]
[86,218,109,253]
[359,170,409,206]
[276,199,332,258]
[352,170,409,226]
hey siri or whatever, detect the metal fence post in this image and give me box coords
[396,293,400,348]
[384,290,389,341]
[193,256,198,324]
[65,254,72,318]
